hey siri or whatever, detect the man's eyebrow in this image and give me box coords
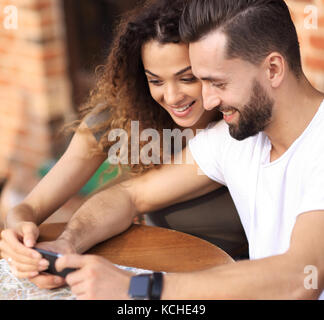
[200,76,226,82]
[144,66,192,78]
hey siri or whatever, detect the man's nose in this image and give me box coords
[202,84,221,111]
[164,84,184,106]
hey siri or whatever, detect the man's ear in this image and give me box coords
[264,52,285,88]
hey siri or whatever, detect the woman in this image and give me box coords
[0,0,247,283]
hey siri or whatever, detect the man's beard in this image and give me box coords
[226,80,274,141]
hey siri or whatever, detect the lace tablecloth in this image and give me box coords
[0,259,154,300]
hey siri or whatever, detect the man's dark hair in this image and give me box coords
[179,0,302,77]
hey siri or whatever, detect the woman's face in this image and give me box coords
[141,41,205,128]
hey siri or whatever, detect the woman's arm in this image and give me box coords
[0,121,107,281]
[5,121,107,227]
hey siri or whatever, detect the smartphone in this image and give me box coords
[33,248,77,278]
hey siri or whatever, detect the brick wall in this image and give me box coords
[0,0,322,184]
[0,0,76,225]
[0,0,323,224]
[286,0,324,91]
[0,0,73,185]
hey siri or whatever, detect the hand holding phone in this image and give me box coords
[33,248,77,278]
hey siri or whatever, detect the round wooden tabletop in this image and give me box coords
[39,223,234,272]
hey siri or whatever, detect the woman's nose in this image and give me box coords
[164,84,184,106]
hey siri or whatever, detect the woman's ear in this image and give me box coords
[264,52,285,88]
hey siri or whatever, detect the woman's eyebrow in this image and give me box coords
[144,69,159,77]
[174,66,192,76]
[144,66,192,78]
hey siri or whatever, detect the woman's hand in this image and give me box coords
[27,238,77,289]
[0,221,47,278]
[0,226,77,289]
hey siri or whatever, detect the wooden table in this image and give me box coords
[38,223,234,272]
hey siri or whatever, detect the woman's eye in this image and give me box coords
[148,80,163,86]
[181,77,197,83]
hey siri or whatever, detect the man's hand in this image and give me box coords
[56,254,132,300]
[0,222,48,278]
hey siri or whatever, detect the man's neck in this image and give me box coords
[191,108,221,133]
[266,75,324,162]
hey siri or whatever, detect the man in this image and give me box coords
[1,0,324,299]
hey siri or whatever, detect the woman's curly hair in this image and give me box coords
[76,0,191,175]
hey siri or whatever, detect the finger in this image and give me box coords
[0,240,7,258]
[29,274,66,289]
[56,254,91,272]
[1,252,50,277]
[65,269,84,287]
[69,280,87,298]
[0,246,42,268]
[0,229,41,262]
[1,251,36,270]
[20,222,39,248]
[10,265,39,279]
[12,257,49,273]
[0,252,13,264]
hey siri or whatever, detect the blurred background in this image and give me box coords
[0,0,323,226]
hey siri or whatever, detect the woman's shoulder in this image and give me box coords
[85,104,110,128]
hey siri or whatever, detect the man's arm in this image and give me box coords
[162,210,324,299]
[56,210,324,299]
[58,147,222,254]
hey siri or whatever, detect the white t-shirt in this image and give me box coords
[189,99,324,300]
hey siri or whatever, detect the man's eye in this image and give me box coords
[212,82,226,89]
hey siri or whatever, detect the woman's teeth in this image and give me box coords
[174,101,194,112]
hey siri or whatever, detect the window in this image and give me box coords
[63,0,143,108]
